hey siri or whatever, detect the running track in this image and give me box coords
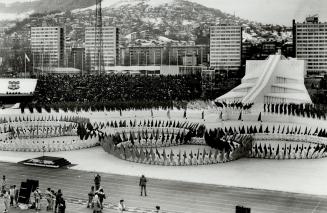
[0,162,326,213]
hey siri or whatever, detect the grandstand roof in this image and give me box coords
[34,67,81,74]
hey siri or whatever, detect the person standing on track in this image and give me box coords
[51,190,56,211]
[14,185,19,208]
[139,175,147,196]
[9,186,14,207]
[94,174,101,191]
[33,187,42,213]
[57,196,66,213]
[117,199,126,212]
[97,187,106,210]
[92,192,101,213]
[54,189,62,213]
[1,176,6,192]
[87,186,95,208]
[45,188,53,211]
[2,189,10,213]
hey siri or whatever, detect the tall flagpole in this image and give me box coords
[138,50,140,66]
[184,47,187,66]
[81,51,84,75]
[160,47,163,66]
[42,40,44,75]
[24,54,26,78]
[32,52,34,77]
[129,51,131,66]
[168,50,170,67]
[145,50,147,66]
[42,53,44,75]
[201,47,203,65]
[73,52,76,68]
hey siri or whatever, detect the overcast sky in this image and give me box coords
[0,0,32,2]
[193,0,327,25]
[0,0,326,25]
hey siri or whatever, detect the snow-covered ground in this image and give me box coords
[73,0,176,12]
[0,11,33,21]
[0,146,326,196]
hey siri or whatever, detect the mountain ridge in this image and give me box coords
[2,0,290,46]
[0,0,95,14]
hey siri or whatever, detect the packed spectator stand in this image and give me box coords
[27,74,202,112]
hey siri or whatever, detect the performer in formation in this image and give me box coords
[139,175,147,196]
[251,142,327,159]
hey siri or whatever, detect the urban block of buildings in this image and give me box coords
[24,14,327,79]
[293,16,327,75]
[210,24,242,71]
[85,26,120,72]
[30,26,65,68]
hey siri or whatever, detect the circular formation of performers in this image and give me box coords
[0,115,99,152]
[96,116,327,165]
[98,119,253,166]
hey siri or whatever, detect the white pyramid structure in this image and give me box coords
[216,53,312,104]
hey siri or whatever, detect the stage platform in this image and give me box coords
[21,156,71,168]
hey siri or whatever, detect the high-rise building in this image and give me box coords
[68,47,85,72]
[210,24,242,71]
[85,26,119,72]
[293,16,327,75]
[170,45,209,66]
[30,26,65,68]
[120,44,209,66]
[260,41,278,59]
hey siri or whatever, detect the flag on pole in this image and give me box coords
[25,53,30,62]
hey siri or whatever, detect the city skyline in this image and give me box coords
[0,0,326,25]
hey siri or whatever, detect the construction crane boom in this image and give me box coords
[95,0,104,74]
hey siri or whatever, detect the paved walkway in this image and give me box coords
[0,162,326,213]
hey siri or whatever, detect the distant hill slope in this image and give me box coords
[2,0,290,45]
[0,0,95,14]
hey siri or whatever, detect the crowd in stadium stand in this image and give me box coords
[26,74,202,111]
